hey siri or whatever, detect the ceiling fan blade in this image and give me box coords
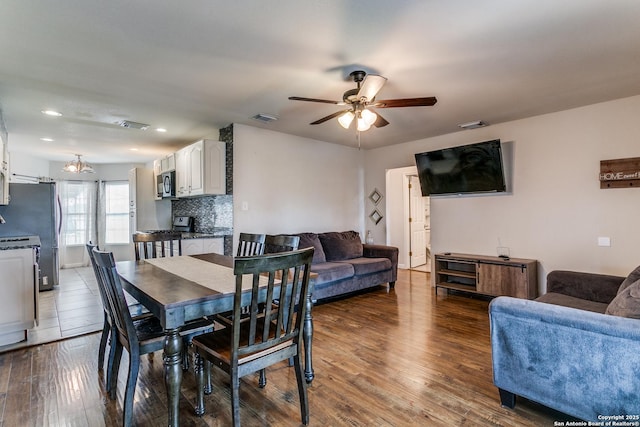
[289,96,343,105]
[310,109,352,125]
[372,111,389,128]
[373,97,438,108]
[357,74,387,102]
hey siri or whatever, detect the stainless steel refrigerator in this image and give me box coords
[0,182,60,291]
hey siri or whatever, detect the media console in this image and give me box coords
[434,253,538,299]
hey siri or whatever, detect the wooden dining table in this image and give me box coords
[116,252,315,427]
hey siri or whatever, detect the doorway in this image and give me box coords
[385,166,431,271]
[408,175,430,272]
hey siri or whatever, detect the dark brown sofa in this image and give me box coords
[534,270,624,313]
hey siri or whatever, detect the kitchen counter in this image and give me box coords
[141,228,233,239]
[181,229,233,239]
[0,235,41,250]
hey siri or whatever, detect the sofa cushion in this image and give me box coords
[297,233,326,264]
[606,279,640,319]
[617,265,640,294]
[318,231,363,261]
[337,257,391,276]
[535,292,609,314]
[309,262,354,285]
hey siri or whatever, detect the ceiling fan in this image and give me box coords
[289,70,437,132]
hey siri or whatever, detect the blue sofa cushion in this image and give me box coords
[606,279,640,318]
[318,231,363,261]
[337,257,391,276]
[297,232,326,264]
[310,262,354,285]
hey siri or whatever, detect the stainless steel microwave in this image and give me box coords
[161,171,176,198]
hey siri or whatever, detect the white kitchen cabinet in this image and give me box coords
[0,248,37,346]
[176,139,226,197]
[161,153,176,173]
[182,238,224,256]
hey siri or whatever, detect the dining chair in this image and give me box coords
[92,247,214,427]
[192,247,314,427]
[213,232,267,326]
[86,242,151,393]
[264,234,300,254]
[236,232,266,257]
[262,234,301,382]
[133,231,182,260]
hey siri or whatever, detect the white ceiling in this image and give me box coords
[2,0,640,164]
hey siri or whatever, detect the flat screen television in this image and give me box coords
[414,139,506,196]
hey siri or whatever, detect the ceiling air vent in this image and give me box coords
[251,113,278,123]
[458,120,488,130]
[118,120,150,130]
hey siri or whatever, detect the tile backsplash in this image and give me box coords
[172,195,233,233]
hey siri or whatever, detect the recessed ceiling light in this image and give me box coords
[156,128,167,133]
[129,148,139,151]
[40,137,54,142]
[41,110,62,117]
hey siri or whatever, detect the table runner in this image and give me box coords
[144,256,266,293]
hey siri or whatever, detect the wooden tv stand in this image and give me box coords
[434,253,538,299]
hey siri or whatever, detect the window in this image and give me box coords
[104,181,129,244]
[61,181,95,246]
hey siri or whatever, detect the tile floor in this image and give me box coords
[0,266,103,353]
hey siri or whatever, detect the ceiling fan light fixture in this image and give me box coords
[360,109,377,126]
[356,117,371,132]
[338,111,355,129]
[63,154,95,174]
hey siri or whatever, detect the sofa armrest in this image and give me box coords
[363,244,399,283]
[489,296,640,421]
[546,270,624,304]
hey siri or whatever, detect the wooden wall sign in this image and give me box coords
[600,157,640,189]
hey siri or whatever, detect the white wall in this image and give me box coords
[233,124,365,244]
[365,95,640,293]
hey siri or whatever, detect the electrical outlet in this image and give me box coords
[597,237,611,247]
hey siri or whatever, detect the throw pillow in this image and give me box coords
[318,231,363,261]
[616,264,640,295]
[297,233,326,264]
[606,278,640,319]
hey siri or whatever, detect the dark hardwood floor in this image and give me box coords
[0,269,567,426]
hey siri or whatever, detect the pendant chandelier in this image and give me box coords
[62,154,95,173]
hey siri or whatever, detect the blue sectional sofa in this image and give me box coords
[489,268,640,421]
[294,231,398,302]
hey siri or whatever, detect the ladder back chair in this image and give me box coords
[264,234,301,254]
[192,247,314,427]
[133,231,182,261]
[236,232,266,257]
[86,242,151,393]
[213,232,267,325]
[262,234,301,381]
[92,247,213,427]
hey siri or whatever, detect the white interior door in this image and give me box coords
[409,175,429,267]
